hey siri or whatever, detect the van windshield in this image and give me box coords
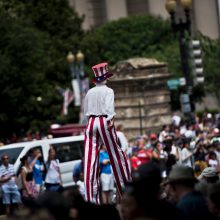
[0,147,24,165]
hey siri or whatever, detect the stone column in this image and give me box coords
[105,0,128,21]
[148,0,168,19]
[69,0,91,30]
[193,0,219,39]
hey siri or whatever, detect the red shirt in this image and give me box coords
[130,156,141,171]
[137,149,151,165]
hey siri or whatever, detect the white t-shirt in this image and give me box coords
[208,159,218,168]
[172,115,181,127]
[76,180,85,198]
[84,84,116,121]
[184,129,196,139]
[181,148,192,167]
[45,159,61,184]
[159,131,168,142]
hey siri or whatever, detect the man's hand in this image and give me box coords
[102,159,110,165]
[1,176,11,183]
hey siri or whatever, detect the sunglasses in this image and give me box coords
[2,157,8,160]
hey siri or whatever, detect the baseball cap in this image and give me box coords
[150,133,157,140]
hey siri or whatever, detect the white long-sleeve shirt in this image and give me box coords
[84,84,116,121]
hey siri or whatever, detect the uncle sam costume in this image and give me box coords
[84,62,131,204]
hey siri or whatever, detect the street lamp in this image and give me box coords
[165,0,195,116]
[67,51,89,124]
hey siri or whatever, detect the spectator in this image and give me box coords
[20,155,38,200]
[99,144,114,204]
[184,124,196,139]
[0,154,21,215]
[29,148,45,195]
[193,141,208,177]
[36,191,70,220]
[152,141,168,178]
[165,165,214,220]
[45,148,63,192]
[195,167,219,196]
[207,183,220,219]
[181,138,193,167]
[72,157,84,184]
[172,111,182,127]
[159,125,170,143]
[121,162,183,220]
[75,172,85,199]
[149,133,158,148]
[137,138,151,165]
[164,135,179,175]
[130,147,141,172]
[208,151,219,169]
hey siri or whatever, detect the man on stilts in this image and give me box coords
[84,62,131,204]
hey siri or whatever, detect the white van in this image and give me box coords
[0,135,84,189]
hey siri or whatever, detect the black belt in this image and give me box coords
[89,115,107,118]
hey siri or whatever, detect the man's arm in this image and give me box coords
[106,89,116,122]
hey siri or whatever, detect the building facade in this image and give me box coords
[69,0,220,39]
[108,58,171,139]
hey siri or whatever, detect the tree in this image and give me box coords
[0,0,84,139]
[80,15,219,109]
[80,14,181,76]
[201,36,220,102]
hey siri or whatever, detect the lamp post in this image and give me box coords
[67,51,89,124]
[165,0,195,116]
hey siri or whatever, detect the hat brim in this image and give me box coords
[92,72,113,83]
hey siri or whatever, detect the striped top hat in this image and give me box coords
[92,62,113,83]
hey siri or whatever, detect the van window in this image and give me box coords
[51,141,84,163]
[0,147,24,165]
[26,146,43,158]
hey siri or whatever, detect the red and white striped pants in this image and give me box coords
[84,116,131,204]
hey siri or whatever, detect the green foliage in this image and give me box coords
[81,14,181,76]
[200,34,220,102]
[0,0,84,139]
[1,2,220,140]
[0,13,48,136]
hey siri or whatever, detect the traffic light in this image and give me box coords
[190,40,204,85]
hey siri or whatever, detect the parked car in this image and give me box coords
[0,135,84,188]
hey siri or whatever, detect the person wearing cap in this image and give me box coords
[165,165,214,220]
[195,167,219,197]
[130,147,141,172]
[136,137,152,165]
[83,62,131,204]
[207,182,220,219]
[121,162,184,220]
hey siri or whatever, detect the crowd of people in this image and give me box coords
[127,111,220,177]
[0,147,63,216]
[0,110,220,219]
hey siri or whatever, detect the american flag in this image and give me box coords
[56,86,74,115]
